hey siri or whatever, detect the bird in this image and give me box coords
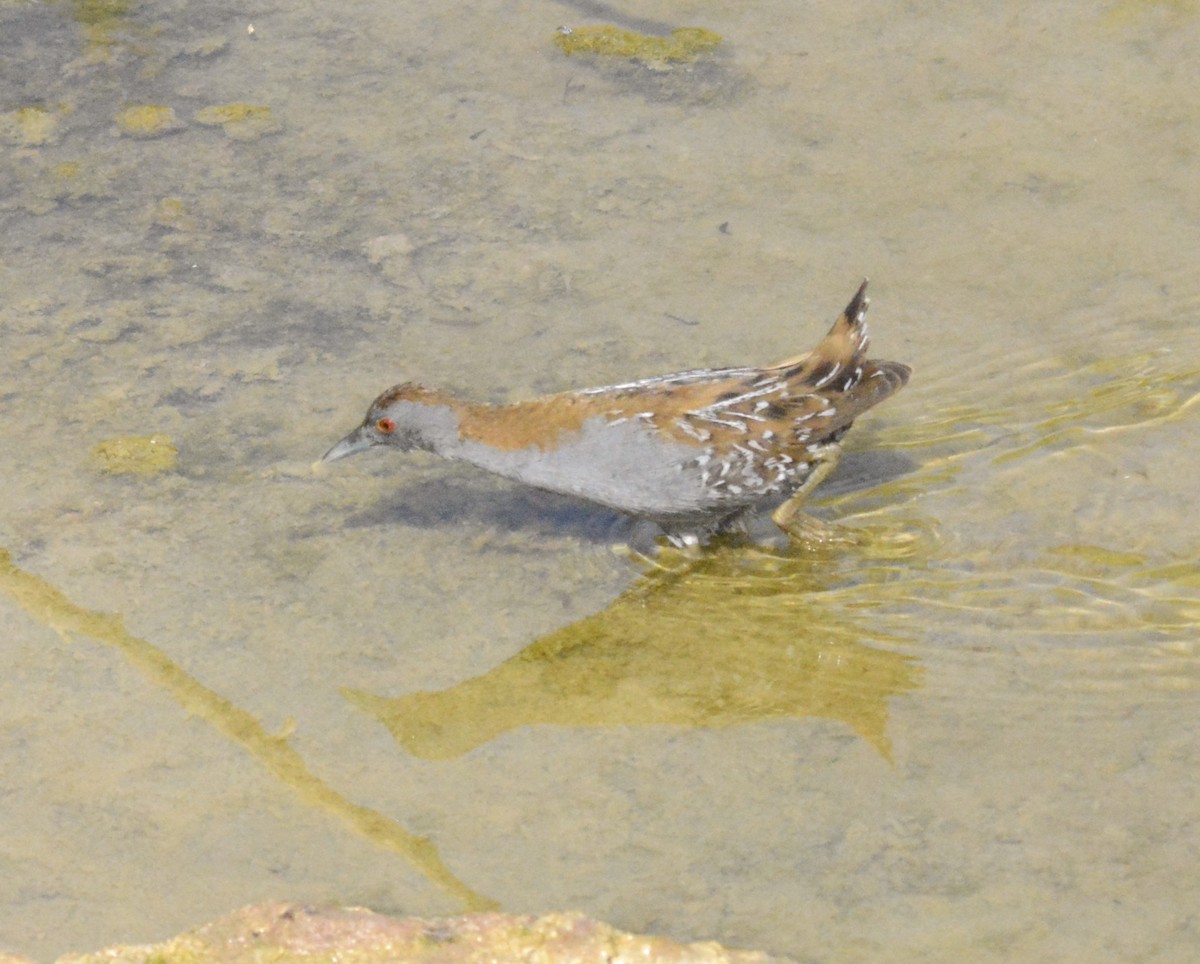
[322,280,910,548]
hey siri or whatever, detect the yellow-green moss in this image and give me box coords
[71,0,139,52]
[194,103,279,140]
[194,103,270,125]
[0,104,71,147]
[1103,0,1199,27]
[13,106,57,145]
[150,197,195,232]
[72,0,134,27]
[91,435,178,476]
[554,25,721,62]
[114,104,183,138]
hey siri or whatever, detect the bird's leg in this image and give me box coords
[770,446,858,546]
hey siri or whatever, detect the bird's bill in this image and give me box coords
[322,426,374,462]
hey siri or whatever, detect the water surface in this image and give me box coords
[1,1,1198,960]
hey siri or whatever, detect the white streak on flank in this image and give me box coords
[675,420,712,442]
[692,381,781,421]
[714,382,780,405]
[577,366,759,395]
[813,362,841,388]
[701,416,748,431]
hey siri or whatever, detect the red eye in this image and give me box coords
[376,418,395,435]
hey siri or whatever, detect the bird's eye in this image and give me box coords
[376,418,395,435]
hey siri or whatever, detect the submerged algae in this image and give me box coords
[0,104,70,147]
[194,103,280,141]
[72,0,135,27]
[554,25,721,63]
[113,105,183,138]
[91,435,178,476]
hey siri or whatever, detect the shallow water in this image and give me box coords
[1,1,1198,960]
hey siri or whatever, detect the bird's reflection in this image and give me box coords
[345,540,922,760]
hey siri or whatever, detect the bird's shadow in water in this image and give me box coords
[340,471,629,545]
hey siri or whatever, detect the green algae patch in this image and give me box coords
[0,104,70,147]
[554,25,721,63]
[1103,0,1199,28]
[114,104,184,138]
[194,103,279,141]
[149,196,196,232]
[194,103,270,124]
[71,0,149,55]
[91,435,178,476]
[73,0,135,27]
